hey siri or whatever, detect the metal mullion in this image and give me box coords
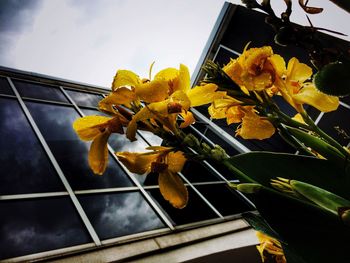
[0,93,16,99]
[314,112,324,125]
[75,186,139,195]
[340,101,350,110]
[0,192,69,201]
[136,129,224,219]
[191,181,228,186]
[21,96,73,106]
[7,78,102,246]
[0,67,109,93]
[101,228,170,245]
[62,85,107,96]
[218,44,242,57]
[61,87,175,230]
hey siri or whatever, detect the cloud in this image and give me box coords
[0,0,41,64]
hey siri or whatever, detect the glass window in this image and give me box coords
[148,188,218,225]
[0,197,91,260]
[317,105,350,146]
[65,89,103,107]
[195,184,254,216]
[26,102,134,190]
[78,192,165,240]
[0,77,14,95]
[13,80,68,102]
[0,97,64,195]
[181,161,222,182]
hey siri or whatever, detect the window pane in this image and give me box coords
[0,97,64,195]
[0,77,13,95]
[65,89,103,107]
[26,102,134,190]
[78,192,165,240]
[148,188,218,225]
[0,197,91,260]
[181,161,222,182]
[195,184,254,216]
[13,80,68,102]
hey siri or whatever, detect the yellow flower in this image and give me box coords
[223,46,283,92]
[125,65,225,141]
[73,115,125,175]
[275,57,339,112]
[116,146,188,208]
[256,231,286,263]
[100,64,190,111]
[209,96,275,140]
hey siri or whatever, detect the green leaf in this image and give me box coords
[314,61,350,97]
[251,187,350,263]
[225,152,350,262]
[225,152,350,199]
[285,126,346,166]
[242,212,282,241]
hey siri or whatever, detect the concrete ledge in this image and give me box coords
[47,219,256,263]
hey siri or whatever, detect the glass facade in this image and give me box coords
[0,73,254,261]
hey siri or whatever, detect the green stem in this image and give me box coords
[222,159,258,184]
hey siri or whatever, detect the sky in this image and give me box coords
[0,0,349,88]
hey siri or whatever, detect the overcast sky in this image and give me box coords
[0,0,349,88]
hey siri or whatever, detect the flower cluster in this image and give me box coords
[208,45,339,140]
[73,64,225,207]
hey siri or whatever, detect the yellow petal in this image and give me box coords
[88,130,110,175]
[116,151,158,174]
[286,58,312,83]
[174,64,191,93]
[187,84,225,107]
[158,171,188,209]
[154,67,179,81]
[112,70,141,91]
[73,116,113,141]
[223,58,244,86]
[268,54,286,77]
[292,113,306,124]
[236,110,275,140]
[226,106,245,125]
[208,103,227,119]
[135,79,169,103]
[292,83,339,112]
[170,90,191,111]
[126,107,153,141]
[167,151,187,173]
[99,87,137,108]
[180,110,195,128]
[243,46,273,75]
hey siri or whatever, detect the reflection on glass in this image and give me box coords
[26,102,134,190]
[138,130,162,146]
[13,80,68,102]
[0,77,14,95]
[196,184,254,216]
[82,109,155,185]
[0,197,91,260]
[148,188,218,225]
[65,89,103,107]
[0,97,64,195]
[181,161,222,182]
[78,192,165,240]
